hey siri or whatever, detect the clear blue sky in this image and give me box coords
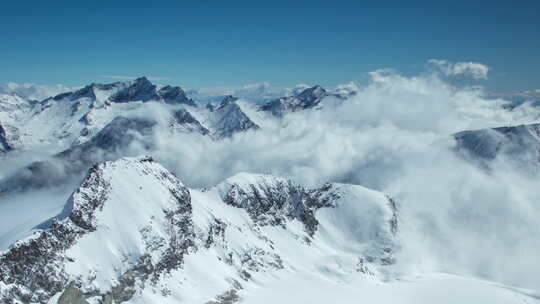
[1,0,539,92]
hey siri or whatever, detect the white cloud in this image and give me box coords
[428,59,490,80]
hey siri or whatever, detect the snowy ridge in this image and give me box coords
[0,157,400,303]
[0,157,538,303]
[258,85,328,117]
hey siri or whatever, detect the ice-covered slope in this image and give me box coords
[1,157,537,304]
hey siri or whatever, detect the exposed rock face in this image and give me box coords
[220,175,338,236]
[259,85,327,117]
[57,282,89,304]
[110,77,160,103]
[0,163,110,303]
[171,109,210,135]
[158,85,195,106]
[218,95,239,108]
[0,122,13,152]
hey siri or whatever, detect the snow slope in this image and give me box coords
[1,157,538,304]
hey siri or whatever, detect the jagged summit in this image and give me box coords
[296,85,326,101]
[217,95,239,109]
[158,85,195,106]
[47,76,195,106]
[259,84,328,117]
[109,76,159,103]
[207,95,259,138]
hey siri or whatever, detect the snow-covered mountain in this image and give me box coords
[454,122,540,169]
[0,77,264,155]
[2,75,540,304]
[1,157,535,304]
[185,82,313,104]
[0,156,397,303]
[258,85,328,117]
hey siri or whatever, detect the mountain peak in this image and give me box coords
[110,77,158,103]
[158,85,195,106]
[217,95,239,109]
[259,85,328,117]
[296,85,326,100]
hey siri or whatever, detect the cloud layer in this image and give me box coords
[149,68,539,289]
[2,63,540,290]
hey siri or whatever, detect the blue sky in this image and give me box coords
[0,0,539,92]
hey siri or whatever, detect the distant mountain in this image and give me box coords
[186,82,313,104]
[0,77,262,155]
[489,90,540,109]
[259,85,328,117]
[454,122,540,169]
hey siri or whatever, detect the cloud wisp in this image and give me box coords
[428,59,490,80]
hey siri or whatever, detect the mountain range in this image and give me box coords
[1,77,539,304]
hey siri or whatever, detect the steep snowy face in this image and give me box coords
[454,122,540,169]
[170,109,210,135]
[0,157,194,303]
[259,85,328,117]
[158,85,195,106]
